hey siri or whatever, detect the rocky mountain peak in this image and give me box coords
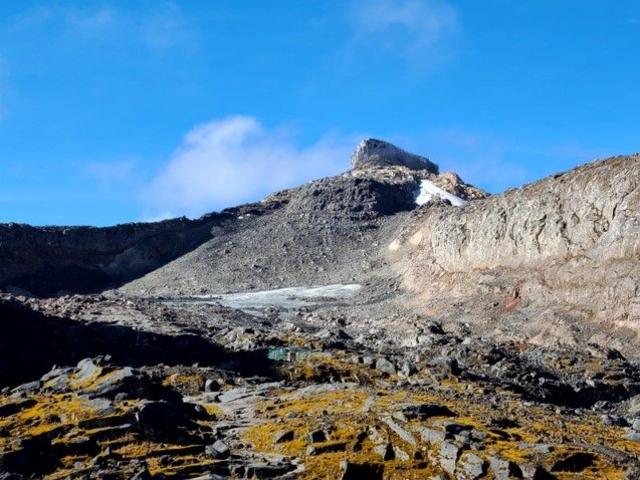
[350,138,439,173]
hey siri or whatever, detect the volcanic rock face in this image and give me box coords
[351,138,439,173]
[1,141,640,479]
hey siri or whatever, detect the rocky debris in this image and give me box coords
[121,171,421,298]
[428,171,487,201]
[399,360,416,377]
[0,360,214,477]
[417,426,447,445]
[1,298,639,479]
[0,296,278,388]
[415,334,640,408]
[520,465,557,479]
[624,417,640,442]
[351,138,439,173]
[205,378,221,392]
[241,461,298,479]
[381,417,416,445]
[135,400,203,442]
[625,431,640,442]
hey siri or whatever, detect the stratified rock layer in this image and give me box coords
[392,154,640,350]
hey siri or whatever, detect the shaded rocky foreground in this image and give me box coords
[1,294,640,479]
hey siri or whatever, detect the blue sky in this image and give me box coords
[0,1,638,226]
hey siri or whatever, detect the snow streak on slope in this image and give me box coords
[415,179,466,207]
[165,284,363,316]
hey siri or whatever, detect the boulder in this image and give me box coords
[205,440,230,459]
[439,441,461,474]
[417,427,446,445]
[375,357,396,375]
[456,452,487,479]
[373,443,395,461]
[489,456,523,480]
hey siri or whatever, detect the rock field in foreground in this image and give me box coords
[1,294,640,479]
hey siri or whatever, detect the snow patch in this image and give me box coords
[414,180,466,207]
[166,284,363,316]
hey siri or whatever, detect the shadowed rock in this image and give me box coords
[0,298,279,387]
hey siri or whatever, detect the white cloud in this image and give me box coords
[66,6,117,34]
[349,0,459,59]
[9,3,195,52]
[144,116,355,219]
[141,2,194,52]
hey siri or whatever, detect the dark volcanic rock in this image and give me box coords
[0,215,220,296]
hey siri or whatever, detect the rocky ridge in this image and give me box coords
[391,153,640,354]
[0,216,220,297]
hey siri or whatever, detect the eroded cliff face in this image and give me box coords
[390,154,640,349]
[0,216,220,296]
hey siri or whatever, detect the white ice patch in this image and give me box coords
[414,180,466,207]
[167,284,363,315]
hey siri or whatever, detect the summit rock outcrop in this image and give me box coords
[351,138,439,173]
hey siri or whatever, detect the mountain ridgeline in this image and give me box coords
[1,140,638,354]
[1,139,640,479]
